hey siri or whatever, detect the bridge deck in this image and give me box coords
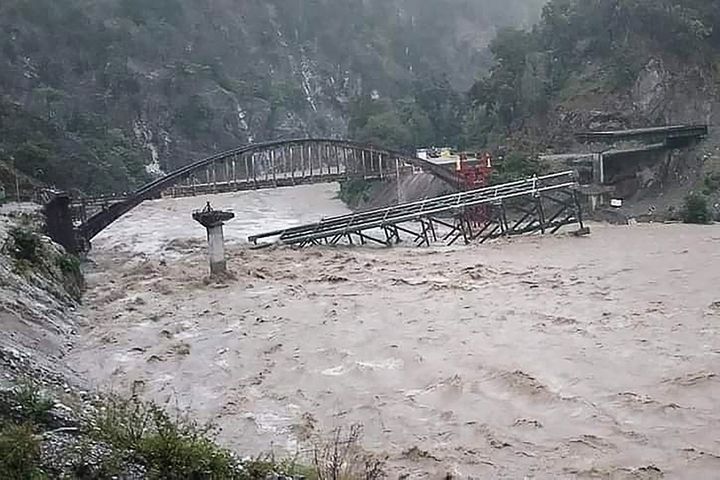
[75,138,462,243]
[576,124,708,143]
[250,171,586,248]
[167,174,349,197]
[602,142,668,158]
[164,169,415,198]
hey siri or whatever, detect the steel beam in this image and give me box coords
[249,171,586,249]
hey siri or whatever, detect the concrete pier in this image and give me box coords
[192,202,235,277]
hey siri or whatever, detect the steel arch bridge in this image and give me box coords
[76,138,460,243]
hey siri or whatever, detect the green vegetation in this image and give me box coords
[491,152,543,184]
[348,76,466,151]
[2,224,84,298]
[681,192,712,224]
[702,172,720,196]
[55,253,84,300]
[0,383,331,480]
[90,395,239,478]
[0,382,248,479]
[56,253,81,277]
[86,396,384,480]
[3,226,43,266]
[0,382,55,427]
[0,99,150,195]
[338,178,381,209]
[0,0,545,194]
[469,0,720,134]
[351,0,720,159]
[0,381,54,479]
[0,422,44,479]
[4,0,714,199]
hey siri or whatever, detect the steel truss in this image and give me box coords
[249,171,588,248]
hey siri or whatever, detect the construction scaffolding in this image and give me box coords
[249,171,588,248]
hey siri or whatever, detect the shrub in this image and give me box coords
[87,395,382,480]
[4,226,43,265]
[55,253,85,300]
[310,425,385,480]
[242,456,317,480]
[0,381,54,428]
[681,192,711,224]
[490,153,541,185]
[140,412,238,479]
[0,422,44,479]
[338,179,379,208]
[0,381,53,478]
[703,172,720,195]
[56,254,81,276]
[89,395,241,479]
[64,438,128,479]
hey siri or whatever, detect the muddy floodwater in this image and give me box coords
[71,184,720,478]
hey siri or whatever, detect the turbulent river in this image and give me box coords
[70,184,720,478]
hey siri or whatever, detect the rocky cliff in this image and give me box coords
[0,0,544,194]
[468,0,720,219]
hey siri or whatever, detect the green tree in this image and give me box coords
[470,28,536,126]
[357,111,413,150]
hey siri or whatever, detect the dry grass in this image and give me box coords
[309,424,386,480]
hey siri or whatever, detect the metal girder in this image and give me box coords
[250,171,588,248]
[76,138,462,242]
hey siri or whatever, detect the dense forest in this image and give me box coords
[0,0,543,194]
[1,0,718,195]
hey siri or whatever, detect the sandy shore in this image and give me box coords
[70,186,720,478]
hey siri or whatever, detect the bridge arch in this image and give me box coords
[78,138,460,242]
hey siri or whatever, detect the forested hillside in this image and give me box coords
[6,0,715,197]
[0,0,543,194]
[469,0,720,149]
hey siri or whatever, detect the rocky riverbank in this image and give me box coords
[0,203,82,386]
[0,204,279,478]
[0,203,99,477]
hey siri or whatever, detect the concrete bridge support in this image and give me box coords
[207,224,227,276]
[192,203,235,277]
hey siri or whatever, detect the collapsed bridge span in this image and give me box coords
[250,171,588,248]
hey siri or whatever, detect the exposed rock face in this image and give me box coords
[0,0,544,192]
[513,59,720,171]
[632,59,667,118]
[0,204,82,384]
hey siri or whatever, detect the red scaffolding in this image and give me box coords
[457,152,493,224]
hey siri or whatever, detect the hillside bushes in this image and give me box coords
[469,0,720,131]
[0,382,54,479]
[681,192,712,224]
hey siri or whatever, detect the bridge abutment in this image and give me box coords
[44,192,80,254]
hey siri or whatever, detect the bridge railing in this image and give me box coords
[249,171,583,248]
[77,139,461,241]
